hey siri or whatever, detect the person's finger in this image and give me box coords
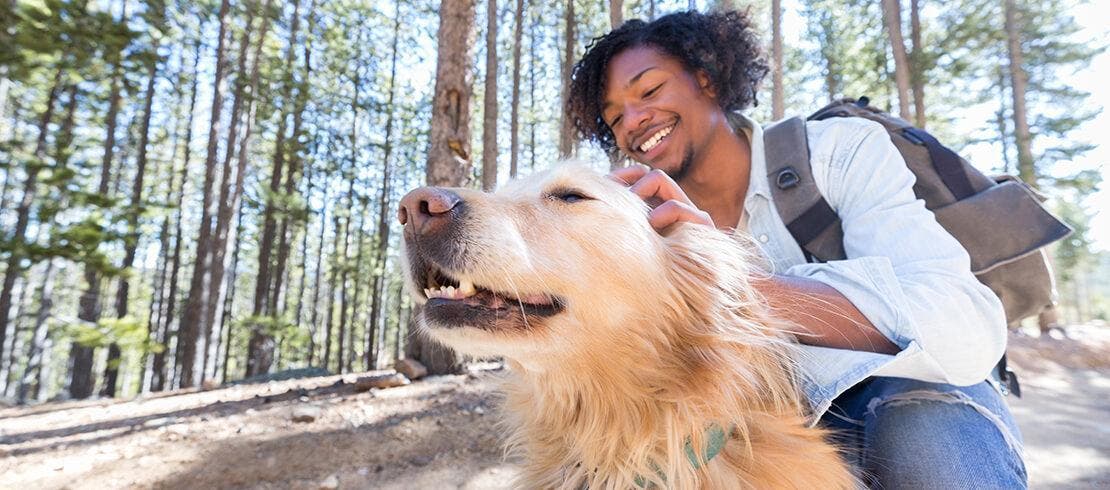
[648,199,714,231]
[607,164,650,186]
[629,169,693,206]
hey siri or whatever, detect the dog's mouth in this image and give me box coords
[414,259,565,329]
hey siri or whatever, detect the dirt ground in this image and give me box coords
[2,326,1108,490]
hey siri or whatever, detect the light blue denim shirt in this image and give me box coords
[731,113,1008,423]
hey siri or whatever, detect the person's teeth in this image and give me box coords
[640,125,673,153]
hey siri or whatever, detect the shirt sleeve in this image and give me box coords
[783,119,1007,386]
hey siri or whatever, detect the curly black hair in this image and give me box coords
[566,10,769,153]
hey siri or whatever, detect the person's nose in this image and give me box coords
[397,186,462,235]
[617,104,651,142]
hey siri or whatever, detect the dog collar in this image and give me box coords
[635,423,732,487]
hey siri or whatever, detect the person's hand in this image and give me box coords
[608,165,714,233]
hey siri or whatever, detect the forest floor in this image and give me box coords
[2,325,1108,490]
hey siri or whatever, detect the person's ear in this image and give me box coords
[695,70,717,99]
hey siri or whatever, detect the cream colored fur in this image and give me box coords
[403,163,856,489]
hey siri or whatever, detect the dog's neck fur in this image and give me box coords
[499,312,825,489]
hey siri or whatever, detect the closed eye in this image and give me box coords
[547,189,592,203]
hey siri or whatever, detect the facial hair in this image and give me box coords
[667,144,697,184]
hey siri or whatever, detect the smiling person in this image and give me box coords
[566,10,1027,488]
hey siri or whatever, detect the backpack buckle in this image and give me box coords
[776,167,801,189]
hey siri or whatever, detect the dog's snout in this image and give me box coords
[399,186,462,232]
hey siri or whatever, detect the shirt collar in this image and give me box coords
[725,111,772,207]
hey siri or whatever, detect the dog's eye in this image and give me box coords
[551,191,590,203]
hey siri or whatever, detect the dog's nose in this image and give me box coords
[398,187,462,233]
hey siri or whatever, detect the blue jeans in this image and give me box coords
[819,376,1028,489]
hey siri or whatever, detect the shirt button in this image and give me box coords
[759,234,769,243]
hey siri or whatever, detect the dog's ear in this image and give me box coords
[662,224,771,332]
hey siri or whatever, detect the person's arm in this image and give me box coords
[609,165,897,356]
[751,274,899,354]
[775,119,1006,385]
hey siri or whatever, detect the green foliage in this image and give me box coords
[66,315,163,354]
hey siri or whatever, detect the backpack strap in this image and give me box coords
[763,117,846,262]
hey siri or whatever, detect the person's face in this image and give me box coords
[601,46,721,180]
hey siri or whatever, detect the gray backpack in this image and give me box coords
[763,97,1072,394]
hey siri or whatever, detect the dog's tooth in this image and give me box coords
[423,287,432,298]
[446,285,456,298]
[458,279,476,297]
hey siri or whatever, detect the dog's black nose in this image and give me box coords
[398,186,462,234]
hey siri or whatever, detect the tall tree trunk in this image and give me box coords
[881,0,912,121]
[146,43,198,393]
[202,4,259,378]
[408,0,477,374]
[528,0,537,171]
[1005,0,1034,185]
[102,46,159,397]
[2,69,61,391]
[995,67,1012,174]
[558,0,576,158]
[308,178,330,367]
[179,0,232,389]
[219,203,245,383]
[771,0,784,120]
[481,0,499,191]
[269,0,316,329]
[322,203,341,371]
[366,3,402,371]
[205,0,272,380]
[510,0,524,178]
[155,38,203,392]
[71,61,125,395]
[609,0,622,28]
[908,0,925,127]
[334,41,363,373]
[392,283,404,363]
[247,0,302,377]
[346,209,367,373]
[18,259,55,403]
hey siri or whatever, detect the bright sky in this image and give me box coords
[1068,2,1110,251]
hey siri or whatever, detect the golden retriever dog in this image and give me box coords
[398,163,854,489]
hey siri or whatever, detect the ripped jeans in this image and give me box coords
[819,376,1028,489]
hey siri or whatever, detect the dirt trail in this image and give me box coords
[1,328,1107,489]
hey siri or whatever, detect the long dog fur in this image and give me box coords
[402,164,856,489]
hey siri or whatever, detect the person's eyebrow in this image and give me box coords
[602,66,659,114]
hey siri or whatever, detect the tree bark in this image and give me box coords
[247,0,302,377]
[881,0,912,121]
[909,0,925,127]
[1005,0,1035,185]
[609,0,622,28]
[367,4,402,371]
[219,203,246,383]
[510,0,524,178]
[205,0,272,381]
[69,35,124,397]
[408,0,477,374]
[179,0,232,389]
[771,0,784,120]
[528,1,537,171]
[102,43,159,397]
[17,259,55,403]
[2,69,61,392]
[558,0,576,158]
[308,177,330,367]
[481,0,499,191]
